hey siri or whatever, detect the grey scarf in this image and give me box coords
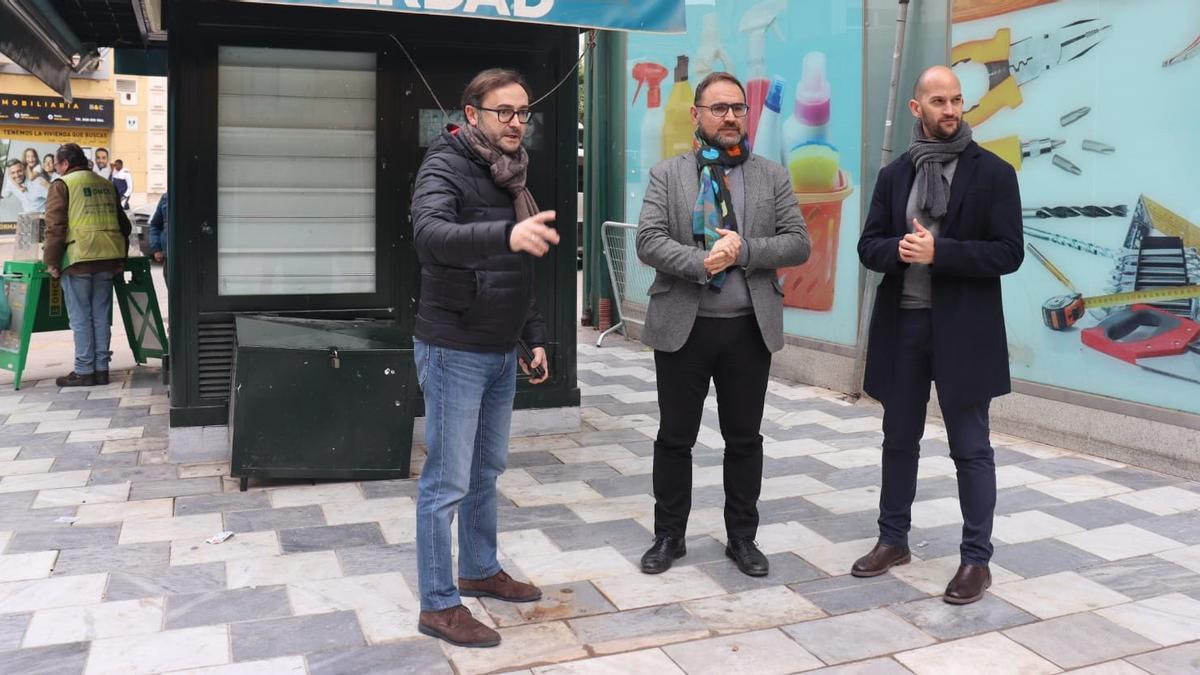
[457,123,539,221]
[908,119,972,219]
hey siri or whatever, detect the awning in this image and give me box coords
[228,0,687,33]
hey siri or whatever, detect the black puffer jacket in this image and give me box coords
[411,128,546,352]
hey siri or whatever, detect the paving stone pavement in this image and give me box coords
[0,330,1198,673]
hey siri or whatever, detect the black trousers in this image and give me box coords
[878,309,997,565]
[653,314,771,541]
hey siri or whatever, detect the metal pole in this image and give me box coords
[851,0,911,399]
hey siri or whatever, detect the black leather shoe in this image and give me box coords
[944,564,991,605]
[851,541,911,577]
[55,371,96,387]
[94,370,109,385]
[640,536,686,574]
[726,538,769,577]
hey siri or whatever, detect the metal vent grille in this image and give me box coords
[197,320,235,400]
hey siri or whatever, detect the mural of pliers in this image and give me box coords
[952,19,1112,127]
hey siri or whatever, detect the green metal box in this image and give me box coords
[229,316,416,489]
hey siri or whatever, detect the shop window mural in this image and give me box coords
[623,0,864,346]
[952,0,1200,413]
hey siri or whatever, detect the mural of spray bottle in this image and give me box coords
[631,62,668,189]
[739,0,787,147]
[661,55,696,159]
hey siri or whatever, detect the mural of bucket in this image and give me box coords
[780,169,853,311]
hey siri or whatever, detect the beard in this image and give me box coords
[923,113,961,140]
[703,125,746,150]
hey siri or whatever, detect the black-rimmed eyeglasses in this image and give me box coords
[477,107,533,124]
[696,103,750,118]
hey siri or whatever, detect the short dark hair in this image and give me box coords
[461,68,531,110]
[5,159,22,170]
[95,147,109,157]
[694,72,746,106]
[56,143,89,170]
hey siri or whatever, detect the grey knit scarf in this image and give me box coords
[457,123,539,221]
[908,118,972,219]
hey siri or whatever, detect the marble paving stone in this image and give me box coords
[1022,457,1120,480]
[990,571,1132,619]
[991,538,1107,578]
[165,586,291,629]
[0,550,57,582]
[504,481,606,508]
[23,597,164,647]
[567,603,710,655]
[760,474,836,501]
[804,658,913,675]
[0,458,54,476]
[799,467,879,492]
[119,513,224,545]
[0,469,90,494]
[789,574,927,616]
[1096,593,1200,646]
[67,426,142,444]
[52,542,168,575]
[755,521,830,555]
[682,586,825,633]
[307,640,454,675]
[496,504,585,533]
[51,453,138,472]
[994,465,1051,490]
[909,497,963,530]
[33,419,107,435]
[540,519,651,557]
[163,657,307,675]
[1057,524,1181,561]
[763,438,840,458]
[1003,612,1158,670]
[1127,642,1200,674]
[1042,499,1161,531]
[278,522,386,553]
[794,512,878,544]
[1061,661,1148,675]
[915,456,959,480]
[6,525,120,553]
[100,437,168,454]
[566,494,653,524]
[527,462,620,485]
[170,530,281,566]
[992,510,1085,544]
[225,551,343,589]
[1095,467,1180,492]
[700,552,826,594]
[662,628,825,675]
[0,573,106,615]
[508,434,581,453]
[173,491,271,516]
[812,447,883,470]
[105,563,226,601]
[1080,555,1200,600]
[1028,475,1133,504]
[531,649,684,675]
[86,625,231,675]
[890,594,1036,641]
[224,505,326,533]
[231,611,364,662]
[890,555,1022,596]
[32,481,130,509]
[805,486,881,515]
[480,580,616,628]
[0,612,29,650]
[359,478,419,500]
[783,608,936,665]
[497,528,560,558]
[1156,543,1200,574]
[1111,486,1200,516]
[442,622,588,675]
[129,477,223,501]
[762,456,835,480]
[993,486,1068,515]
[1135,512,1200,546]
[592,565,725,610]
[794,537,880,576]
[0,641,89,675]
[267,483,364,509]
[893,632,1059,675]
[287,572,414,615]
[335,543,417,578]
[514,546,640,587]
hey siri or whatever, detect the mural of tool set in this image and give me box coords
[953,0,1200,395]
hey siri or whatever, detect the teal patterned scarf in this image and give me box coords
[692,132,749,290]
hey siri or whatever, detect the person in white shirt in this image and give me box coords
[110,159,133,209]
[92,147,112,180]
[2,159,49,212]
[41,154,61,182]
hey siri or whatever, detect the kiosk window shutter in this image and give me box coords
[216,47,377,296]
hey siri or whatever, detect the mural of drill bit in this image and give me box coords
[1022,205,1128,219]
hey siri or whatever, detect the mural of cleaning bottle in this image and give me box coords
[693,13,732,80]
[779,51,853,313]
[739,0,787,146]
[753,76,785,164]
[661,55,695,160]
[632,62,668,189]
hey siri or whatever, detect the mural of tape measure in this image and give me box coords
[1043,285,1200,330]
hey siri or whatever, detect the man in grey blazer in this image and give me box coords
[635,72,810,577]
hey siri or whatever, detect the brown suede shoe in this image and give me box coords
[55,371,96,387]
[851,541,912,578]
[944,564,991,605]
[418,605,500,648]
[459,570,543,603]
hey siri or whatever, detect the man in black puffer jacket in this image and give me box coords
[411,68,560,649]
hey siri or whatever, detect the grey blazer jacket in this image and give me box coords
[635,152,811,353]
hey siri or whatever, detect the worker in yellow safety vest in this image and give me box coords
[43,143,132,387]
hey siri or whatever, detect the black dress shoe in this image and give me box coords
[640,536,686,574]
[55,371,96,387]
[726,538,769,577]
[851,541,911,577]
[944,564,991,605]
[94,370,109,385]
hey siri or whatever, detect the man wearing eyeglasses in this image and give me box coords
[409,68,559,649]
[635,72,810,578]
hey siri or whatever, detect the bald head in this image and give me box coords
[909,65,964,140]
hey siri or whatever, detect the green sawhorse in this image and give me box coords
[0,257,168,389]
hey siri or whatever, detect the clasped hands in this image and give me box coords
[704,228,742,276]
[899,218,935,265]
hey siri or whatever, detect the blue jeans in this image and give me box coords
[414,339,517,612]
[61,271,115,375]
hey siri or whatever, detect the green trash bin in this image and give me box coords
[229,316,416,491]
